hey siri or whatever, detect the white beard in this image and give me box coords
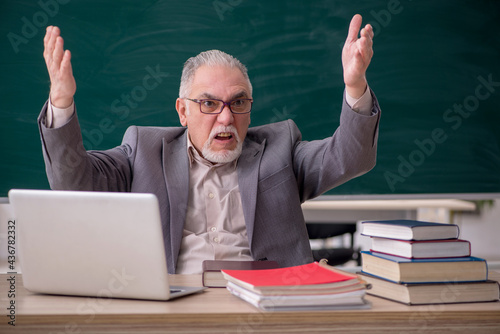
[202,125,242,164]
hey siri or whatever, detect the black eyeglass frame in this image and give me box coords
[183,98,253,114]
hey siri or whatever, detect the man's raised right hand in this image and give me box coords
[43,26,76,109]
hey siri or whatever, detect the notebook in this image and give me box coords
[8,189,206,300]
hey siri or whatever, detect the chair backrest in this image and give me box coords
[306,222,360,266]
[306,223,357,240]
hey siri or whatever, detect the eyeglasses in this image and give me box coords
[184,98,253,114]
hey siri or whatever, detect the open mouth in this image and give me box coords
[214,132,233,141]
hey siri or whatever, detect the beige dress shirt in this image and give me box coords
[175,137,253,273]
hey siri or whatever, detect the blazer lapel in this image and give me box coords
[162,131,189,272]
[237,137,266,249]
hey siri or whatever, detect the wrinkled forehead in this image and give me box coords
[190,65,252,98]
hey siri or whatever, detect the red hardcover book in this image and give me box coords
[221,261,362,294]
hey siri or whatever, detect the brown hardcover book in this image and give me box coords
[202,260,279,287]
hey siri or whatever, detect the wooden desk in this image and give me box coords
[1,273,499,334]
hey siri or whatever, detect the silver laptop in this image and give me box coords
[8,189,206,300]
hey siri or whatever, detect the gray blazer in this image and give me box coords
[38,91,381,273]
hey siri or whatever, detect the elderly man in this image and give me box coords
[39,14,380,274]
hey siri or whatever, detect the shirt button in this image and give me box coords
[213,237,219,243]
[210,226,217,232]
[208,192,215,199]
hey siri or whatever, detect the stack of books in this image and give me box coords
[360,219,500,305]
[221,261,370,311]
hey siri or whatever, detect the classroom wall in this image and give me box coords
[457,200,500,262]
[1,0,500,197]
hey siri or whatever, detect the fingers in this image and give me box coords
[43,26,51,59]
[60,50,73,76]
[43,26,54,67]
[360,28,373,50]
[345,15,375,63]
[52,36,64,69]
[346,14,362,43]
[44,26,58,62]
[355,24,373,62]
[360,24,374,40]
[44,26,65,74]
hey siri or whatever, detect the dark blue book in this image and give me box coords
[361,219,460,240]
[360,251,488,284]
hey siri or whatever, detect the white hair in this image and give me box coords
[179,50,252,98]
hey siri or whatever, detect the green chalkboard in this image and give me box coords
[1,0,500,197]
